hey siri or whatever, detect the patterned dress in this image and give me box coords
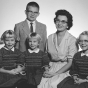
[0,47,25,87]
[57,51,88,88]
[24,49,50,85]
[38,31,78,88]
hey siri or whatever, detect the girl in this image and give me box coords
[23,32,50,88]
[0,30,28,88]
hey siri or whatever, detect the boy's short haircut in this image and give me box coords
[1,30,17,41]
[77,31,88,44]
[26,1,40,11]
[27,32,42,43]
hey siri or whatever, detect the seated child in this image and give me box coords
[0,30,29,88]
[57,31,88,88]
[23,32,50,88]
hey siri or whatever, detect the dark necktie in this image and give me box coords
[30,23,33,33]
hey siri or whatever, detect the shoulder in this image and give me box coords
[39,50,48,56]
[38,50,45,55]
[14,48,22,53]
[48,33,54,38]
[65,32,77,46]
[74,51,82,58]
[0,47,5,55]
[23,50,29,55]
[67,32,76,41]
[15,20,26,26]
[15,48,20,51]
[36,21,46,27]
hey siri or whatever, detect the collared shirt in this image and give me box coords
[81,52,88,57]
[3,46,14,51]
[28,48,39,53]
[26,19,36,32]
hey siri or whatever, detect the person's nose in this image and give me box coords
[8,41,12,44]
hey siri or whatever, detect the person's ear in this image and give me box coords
[37,12,40,17]
[25,10,27,15]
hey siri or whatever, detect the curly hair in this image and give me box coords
[54,9,73,30]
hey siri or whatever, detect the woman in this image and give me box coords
[38,9,78,88]
[57,31,88,88]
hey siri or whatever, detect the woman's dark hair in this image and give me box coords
[54,9,73,30]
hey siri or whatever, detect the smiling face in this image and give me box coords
[4,34,15,50]
[55,15,68,32]
[79,35,88,52]
[25,6,39,22]
[28,37,39,50]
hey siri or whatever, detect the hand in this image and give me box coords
[73,75,78,80]
[43,71,54,78]
[9,69,19,75]
[74,78,87,84]
[44,66,50,71]
[20,71,26,75]
[15,65,25,73]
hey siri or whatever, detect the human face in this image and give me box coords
[25,6,39,22]
[55,15,68,32]
[79,35,88,51]
[4,36,15,50]
[29,37,39,50]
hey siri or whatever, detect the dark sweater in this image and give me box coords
[0,47,25,87]
[23,50,50,85]
[70,51,88,79]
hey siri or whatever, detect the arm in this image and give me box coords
[0,68,11,74]
[43,25,47,52]
[44,37,78,77]
[43,60,72,78]
[42,52,50,71]
[55,37,78,75]
[69,56,79,76]
[14,24,20,49]
[15,51,25,75]
[55,59,72,75]
[0,67,18,75]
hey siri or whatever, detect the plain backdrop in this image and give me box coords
[0,0,88,48]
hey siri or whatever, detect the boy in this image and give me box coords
[14,1,47,52]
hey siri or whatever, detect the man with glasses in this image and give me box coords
[14,1,47,52]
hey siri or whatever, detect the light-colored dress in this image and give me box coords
[38,31,78,88]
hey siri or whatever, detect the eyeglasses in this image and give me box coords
[55,19,68,24]
[79,40,88,43]
[26,10,39,14]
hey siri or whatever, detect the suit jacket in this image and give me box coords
[14,20,47,52]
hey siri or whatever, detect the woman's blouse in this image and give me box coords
[47,31,78,61]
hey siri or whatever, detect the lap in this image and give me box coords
[57,76,88,88]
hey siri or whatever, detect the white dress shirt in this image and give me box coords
[26,19,36,32]
[28,48,40,53]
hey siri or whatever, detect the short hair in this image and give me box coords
[26,1,39,11]
[77,31,88,43]
[27,32,42,43]
[54,9,73,30]
[1,30,17,41]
